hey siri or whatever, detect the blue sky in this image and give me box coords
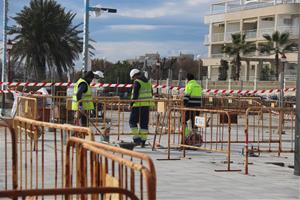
[1,0,211,64]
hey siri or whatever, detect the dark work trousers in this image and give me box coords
[129,107,150,130]
[185,107,200,129]
[80,111,88,127]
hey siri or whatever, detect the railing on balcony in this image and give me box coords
[277,26,299,38]
[258,28,274,38]
[210,0,300,15]
[204,35,210,45]
[211,32,225,42]
[244,29,257,39]
[258,26,299,39]
[206,25,299,44]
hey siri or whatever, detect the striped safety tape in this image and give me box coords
[0,81,296,95]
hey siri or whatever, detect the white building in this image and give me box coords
[203,0,300,81]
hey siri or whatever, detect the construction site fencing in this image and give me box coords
[244,107,295,174]
[201,96,263,111]
[15,95,73,123]
[164,107,241,172]
[65,137,156,200]
[0,116,157,199]
[0,116,94,191]
[13,95,295,159]
[0,187,139,200]
[76,98,183,140]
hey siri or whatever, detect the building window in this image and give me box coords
[283,18,292,25]
[261,17,274,21]
[251,65,255,70]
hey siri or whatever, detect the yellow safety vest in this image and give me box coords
[131,79,155,107]
[184,80,202,106]
[72,78,94,110]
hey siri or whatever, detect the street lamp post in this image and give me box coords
[280,54,287,108]
[1,0,8,116]
[294,25,300,176]
[7,39,13,82]
[196,55,201,83]
[82,0,117,71]
[155,60,161,95]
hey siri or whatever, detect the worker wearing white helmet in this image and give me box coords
[129,69,154,147]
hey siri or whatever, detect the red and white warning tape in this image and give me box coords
[0,81,296,95]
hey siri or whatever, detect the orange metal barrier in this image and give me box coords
[0,187,139,200]
[201,96,262,111]
[65,137,156,200]
[0,116,156,199]
[0,118,17,190]
[0,116,93,190]
[165,107,241,172]
[244,107,295,174]
[76,98,182,138]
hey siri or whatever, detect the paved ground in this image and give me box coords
[126,134,300,200]
[0,127,299,200]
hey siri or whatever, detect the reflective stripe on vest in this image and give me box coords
[131,79,154,107]
[71,78,94,110]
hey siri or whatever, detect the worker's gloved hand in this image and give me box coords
[74,111,79,119]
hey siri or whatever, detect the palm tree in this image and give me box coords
[223,33,256,80]
[9,0,82,81]
[259,31,297,80]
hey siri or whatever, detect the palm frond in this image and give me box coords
[272,31,280,42]
[263,34,272,42]
[9,0,83,81]
[278,32,290,46]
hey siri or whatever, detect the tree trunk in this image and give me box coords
[36,58,46,81]
[275,53,279,81]
[236,54,241,81]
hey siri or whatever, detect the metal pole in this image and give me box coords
[7,49,10,82]
[156,64,159,95]
[1,0,8,116]
[198,60,201,81]
[294,25,300,176]
[82,0,90,71]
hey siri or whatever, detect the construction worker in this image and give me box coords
[72,71,95,126]
[183,73,203,136]
[129,69,154,147]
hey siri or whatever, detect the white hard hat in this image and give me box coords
[130,69,140,79]
[93,70,104,78]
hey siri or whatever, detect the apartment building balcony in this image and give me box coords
[206,25,298,45]
[212,33,225,42]
[277,26,299,38]
[204,35,210,45]
[258,28,274,38]
[210,0,300,15]
[244,29,257,39]
[258,26,299,38]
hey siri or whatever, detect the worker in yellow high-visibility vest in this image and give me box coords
[72,71,95,126]
[129,69,154,147]
[183,73,203,136]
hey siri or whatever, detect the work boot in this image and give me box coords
[133,137,142,146]
[141,140,146,148]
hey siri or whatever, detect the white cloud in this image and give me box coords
[186,0,211,6]
[108,25,158,31]
[120,0,210,19]
[89,41,207,63]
